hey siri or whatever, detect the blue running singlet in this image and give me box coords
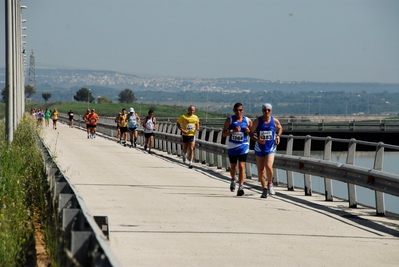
[254,116,277,156]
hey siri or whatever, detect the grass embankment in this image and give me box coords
[0,117,58,266]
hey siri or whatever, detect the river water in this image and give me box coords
[254,151,399,214]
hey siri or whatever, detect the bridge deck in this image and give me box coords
[41,124,399,267]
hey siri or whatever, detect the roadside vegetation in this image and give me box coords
[0,117,56,266]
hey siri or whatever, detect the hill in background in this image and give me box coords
[1,68,398,115]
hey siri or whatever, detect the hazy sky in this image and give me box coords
[2,0,399,83]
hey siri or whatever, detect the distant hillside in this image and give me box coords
[1,68,398,115]
[2,67,398,94]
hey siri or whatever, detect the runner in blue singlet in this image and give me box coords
[250,103,283,198]
[222,102,252,196]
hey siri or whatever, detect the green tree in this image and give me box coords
[24,84,36,101]
[118,88,137,103]
[42,92,52,103]
[74,87,94,103]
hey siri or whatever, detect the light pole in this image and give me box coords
[318,91,322,115]
[205,88,209,122]
[87,88,91,109]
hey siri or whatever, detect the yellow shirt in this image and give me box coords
[119,114,128,127]
[52,111,58,120]
[177,114,199,136]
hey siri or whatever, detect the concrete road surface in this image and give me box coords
[41,123,399,267]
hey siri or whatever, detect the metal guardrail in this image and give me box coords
[40,137,122,267]
[58,114,399,216]
[63,114,399,132]
[283,119,399,131]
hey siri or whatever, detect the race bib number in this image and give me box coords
[259,130,272,140]
[186,124,195,131]
[231,132,244,141]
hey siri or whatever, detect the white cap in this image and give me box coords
[129,107,134,113]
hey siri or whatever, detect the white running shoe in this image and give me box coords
[182,153,187,163]
[268,183,276,195]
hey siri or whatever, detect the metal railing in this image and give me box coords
[40,137,122,267]
[65,114,399,132]
[59,114,399,216]
[284,119,399,131]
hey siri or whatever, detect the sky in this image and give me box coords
[1,0,399,83]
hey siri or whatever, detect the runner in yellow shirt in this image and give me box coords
[118,108,129,146]
[177,105,200,169]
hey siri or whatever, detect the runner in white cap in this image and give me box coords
[127,107,140,148]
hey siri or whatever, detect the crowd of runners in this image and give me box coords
[34,103,282,198]
[30,107,59,129]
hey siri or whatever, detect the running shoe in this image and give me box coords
[230,178,237,192]
[268,183,276,195]
[260,189,268,198]
[134,142,137,148]
[182,154,187,163]
[237,188,245,196]
[93,134,96,139]
[188,164,193,169]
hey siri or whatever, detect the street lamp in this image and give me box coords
[87,88,91,109]
[318,91,322,115]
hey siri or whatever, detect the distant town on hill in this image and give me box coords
[1,68,398,115]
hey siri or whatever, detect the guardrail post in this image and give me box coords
[374,142,385,216]
[177,132,183,159]
[200,128,207,164]
[286,135,294,191]
[246,162,252,179]
[62,209,81,232]
[162,123,169,153]
[349,120,355,131]
[323,137,333,201]
[194,130,200,163]
[171,124,178,155]
[155,123,162,149]
[70,231,92,266]
[304,135,312,196]
[272,168,278,185]
[166,123,172,154]
[59,193,77,217]
[216,130,223,169]
[380,121,386,131]
[208,129,215,167]
[318,119,324,131]
[347,139,358,208]
[224,131,231,172]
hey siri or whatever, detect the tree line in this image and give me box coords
[2,87,138,104]
[2,85,399,116]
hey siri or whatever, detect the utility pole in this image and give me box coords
[5,0,26,143]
